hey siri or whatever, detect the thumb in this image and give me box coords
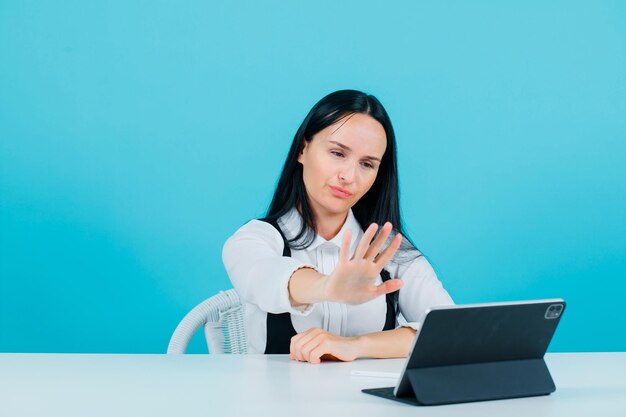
[375,278,403,296]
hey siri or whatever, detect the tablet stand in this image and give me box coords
[403,358,555,405]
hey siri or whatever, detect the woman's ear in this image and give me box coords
[297,140,308,163]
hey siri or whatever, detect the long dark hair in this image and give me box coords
[262,89,421,260]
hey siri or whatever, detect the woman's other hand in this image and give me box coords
[289,328,359,364]
[290,326,417,363]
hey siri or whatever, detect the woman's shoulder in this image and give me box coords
[389,237,422,263]
[387,242,435,278]
[223,219,285,252]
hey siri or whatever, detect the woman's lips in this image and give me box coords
[329,185,353,199]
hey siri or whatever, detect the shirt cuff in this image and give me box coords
[398,321,422,332]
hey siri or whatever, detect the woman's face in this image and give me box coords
[298,113,387,220]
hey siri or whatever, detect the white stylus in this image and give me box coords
[350,370,400,379]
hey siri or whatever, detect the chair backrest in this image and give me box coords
[167,289,248,354]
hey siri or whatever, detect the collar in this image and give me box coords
[278,207,362,251]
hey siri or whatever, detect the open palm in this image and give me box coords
[324,222,403,305]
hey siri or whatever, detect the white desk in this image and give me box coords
[0,353,624,417]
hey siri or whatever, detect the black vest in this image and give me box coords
[262,218,398,354]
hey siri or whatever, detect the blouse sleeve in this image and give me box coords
[390,252,454,331]
[222,220,318,315]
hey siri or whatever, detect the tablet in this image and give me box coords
[362,298,566,406]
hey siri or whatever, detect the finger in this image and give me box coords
[290,330,309,361]
[374,278,404,296]
[289,328,310,348]
[301,333,326,363]
[290,328,321,361]
[363,222,393,261]
[308,341,330,364]
[289,336,302,361]
[374,232,403,268]
[339,230,352,264]
[354,223,378,260]
[291,329,320,361]
[310,344,347,364]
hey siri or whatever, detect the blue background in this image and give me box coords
[1,1,625,353]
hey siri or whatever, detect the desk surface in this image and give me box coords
[1,352,625,417]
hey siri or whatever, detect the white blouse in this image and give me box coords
[222,207,454,354]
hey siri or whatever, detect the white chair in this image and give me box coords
[167,289,248,354]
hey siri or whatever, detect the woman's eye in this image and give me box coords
[361,162,374,169]
[331,151,344,158]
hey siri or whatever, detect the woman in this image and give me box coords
[222,89,453,363]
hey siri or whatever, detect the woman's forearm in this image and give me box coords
[355,327,417,359]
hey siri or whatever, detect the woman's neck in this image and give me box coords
[314,210,349,241]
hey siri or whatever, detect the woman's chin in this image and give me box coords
[309,194,355,217]
[320,200,353,216]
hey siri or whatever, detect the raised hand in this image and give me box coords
[323,222,403,305]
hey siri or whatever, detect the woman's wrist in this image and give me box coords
[353,334,367,359]
[288,267,330,306]
[353,327,417,359]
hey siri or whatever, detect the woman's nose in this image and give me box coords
[338,164,356,183]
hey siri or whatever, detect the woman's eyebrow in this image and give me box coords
[328,140,381,162]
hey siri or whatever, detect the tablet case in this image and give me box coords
[363,299,565,406]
